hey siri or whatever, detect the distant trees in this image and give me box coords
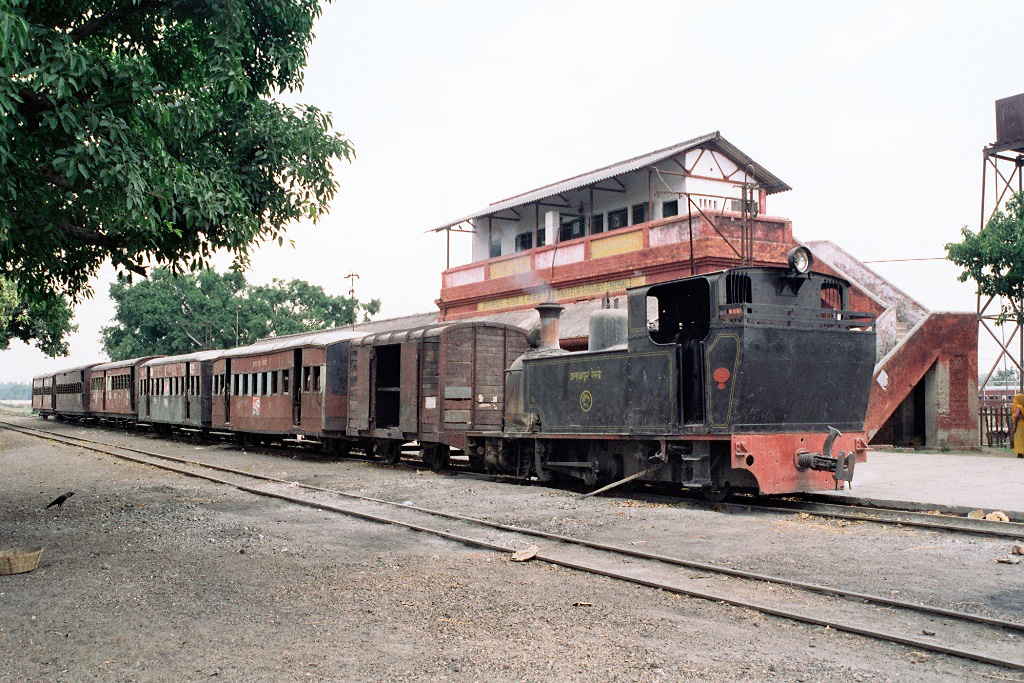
[946,191,1024,325]
[101,268,381,360]
[0,381,30,400]
[990,368,1020,387]
[0,0,353,354]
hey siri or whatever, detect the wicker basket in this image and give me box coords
[0,546,43,575]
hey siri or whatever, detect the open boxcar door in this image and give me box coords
[399,341,419,434]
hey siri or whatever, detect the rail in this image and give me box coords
[4,419,1024,672]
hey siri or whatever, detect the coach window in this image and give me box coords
[312,366,322,392]
[270,371,278,395]
[282,369,290,394]
[303,366,312,392]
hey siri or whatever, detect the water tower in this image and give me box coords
[977,94,1024,392]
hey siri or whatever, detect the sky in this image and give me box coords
[4,0,1024,383]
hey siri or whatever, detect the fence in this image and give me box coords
[979,401,1012,447]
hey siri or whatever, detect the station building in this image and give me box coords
[363,132,979,449]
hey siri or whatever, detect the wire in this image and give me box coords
[861,257,948,264]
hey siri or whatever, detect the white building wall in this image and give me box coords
[464,149,758,264]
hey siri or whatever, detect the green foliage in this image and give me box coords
[946,192,1024,324]
[0,275,75,355]
[101,268,381,360]
[990,367,1019,386]
[0,381,31,399]
[0,0,353,354]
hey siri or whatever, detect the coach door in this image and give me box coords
[292,349,302,425]
[349,345,371,432]
[184,362,191,421]
[399,341,419,434]
[224,359,232,423]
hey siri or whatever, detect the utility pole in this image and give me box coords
[344,272,360,329]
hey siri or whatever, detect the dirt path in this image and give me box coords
[1,421,1019,682]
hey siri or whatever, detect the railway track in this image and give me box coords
[729,496,1024,540]
[4,418,1024,673]
[37,417,1024,542]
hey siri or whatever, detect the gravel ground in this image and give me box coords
[1,419,1022,682]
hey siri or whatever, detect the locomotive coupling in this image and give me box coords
[794,427,857,483]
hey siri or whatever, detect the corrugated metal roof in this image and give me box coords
[432,131,790,231]
[219,328,364,358]
[141,350,224,368]
[92,356,159,372]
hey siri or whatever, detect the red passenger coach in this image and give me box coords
[211,330,362,442]
[90,357,158,421]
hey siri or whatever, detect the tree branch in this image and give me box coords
[69,0,167,43]
[52,220,148,276]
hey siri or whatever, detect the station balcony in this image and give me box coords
[437,211,797,320]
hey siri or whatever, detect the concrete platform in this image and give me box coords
[818,449,1024,519]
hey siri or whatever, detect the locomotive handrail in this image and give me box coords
[717,303,876,331]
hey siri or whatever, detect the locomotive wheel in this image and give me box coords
[375,440,401,465]
[421,444,450,472]
[701,483,733,503]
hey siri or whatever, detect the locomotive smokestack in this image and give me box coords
[535,302,563,351]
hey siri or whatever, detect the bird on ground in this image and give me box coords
[45,492,75,509]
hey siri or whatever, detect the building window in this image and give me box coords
[559,216,585,242]
[537,229,546,247]
[590,214,604,234]
[489,237,501,258]
[631,203,647,225]
[607,208,628,230]
[515,232,533,252]
[662,200,678,218]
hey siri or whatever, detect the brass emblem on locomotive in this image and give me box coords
[579,390,593,412]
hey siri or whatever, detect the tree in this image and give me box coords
[946,191,1024,324]
[100,267,381,359]
[0,275,75,355]
[990,367,1020,387]
[0,381,31,399]
[0,0,353,354]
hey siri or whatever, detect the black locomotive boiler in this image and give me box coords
[469,248,876,496]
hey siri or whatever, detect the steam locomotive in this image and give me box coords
[33,247,876,497]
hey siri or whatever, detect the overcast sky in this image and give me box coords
[4,0,1024,383]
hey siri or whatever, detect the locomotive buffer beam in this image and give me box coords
[795,427,856,484]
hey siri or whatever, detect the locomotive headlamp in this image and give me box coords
[787,246,813,275]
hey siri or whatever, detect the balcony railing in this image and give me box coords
[442,212,790,290]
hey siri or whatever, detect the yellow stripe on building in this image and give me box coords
[488,255,532,279]
[589,231,644,259]
[477,276,646,312]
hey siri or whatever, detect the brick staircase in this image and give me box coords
[802,241,977,448]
